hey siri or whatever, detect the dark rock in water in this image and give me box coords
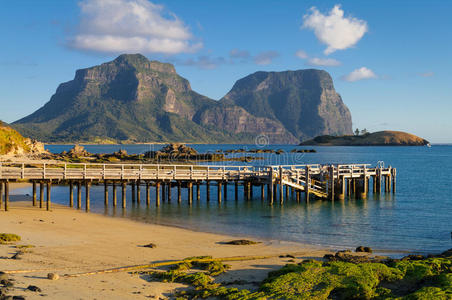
[26,285,41,292]
[142,243,157,248]
[224,239,260,245]
[0,279,13,288]
[355,246,372,253]
[67,144,90,157]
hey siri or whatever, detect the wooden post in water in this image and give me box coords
[162,182,166,203]
[234,181,238,201]
[392,168,397,193]
[85,181,90,212]
[155,181,160,207]
[113,182,117,207]
[285,184,289,201]
[217,181,222,203]
[328,165,334,201]
[223,182,227,201]
[188,182,193,205]
[196,182,200,201]
[32,181,37,206]
[337,176,345,200]
[136,181,141,204]
[372,175,377,193]
[77,182,81,209]
[46,181,51,211]
[249,182,253,199]
[167,182,171,202]
[40,182,44,209]
[388,167,392,193]
[69,181,73,208]
[122,181,126,209]
[104,181,108,206]
[4,181,9,211]
[261,184,265,201]
[376,168,381,194]
[177,181,181,203]
[206,181,210,201]
[145,181,150,206]
[296,190,300,203]
[131,181,136,203]
[347,179,352,197]
[306,166,311,203]
[279,166,284,204]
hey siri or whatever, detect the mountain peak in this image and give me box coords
[111,53,176,74]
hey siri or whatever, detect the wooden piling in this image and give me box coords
[188,182,193,205]
[347,179,352,196]
[376,168,381,194]
[196,182,200,201]
[69,181,73,208]
[113,182,117,207]
[269,182,274,205]
[167,182,171,202]
[249,182,253,199]
[392,168,397,193]
[217,181,222,203]
[145,181,150,206]
[155,181,160,207]
[32,181,37,206]
[261,184,265,201]
[162,182,166,202]
[45,181,51,211]
[296,190,300,203]
[328,166,334,201]
[40,182,44,209]
[206,181,210,201]
[337,176,345,200]
[85,181,90,212]
[306,166,311,202]
[4,181,9,211]
[136,181,141,204]
[104,181,108,206]
[285,184,289,201]
[223,182,227,200]
[131,182,136,203]
[122,181,126,209]
[77,182,81,209]
[279,167,284,204]
[177,181,181,204]
[234,181,238,201]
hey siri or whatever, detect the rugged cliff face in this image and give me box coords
[0,121,46,156]
[13,54,353,144]
[219,70,353,141]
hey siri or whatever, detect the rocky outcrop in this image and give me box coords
[300,131,430,146]
[0,121,47,157]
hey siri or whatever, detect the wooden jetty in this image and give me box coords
[0,162,396,211]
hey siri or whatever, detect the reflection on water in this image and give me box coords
[10,144,451,254]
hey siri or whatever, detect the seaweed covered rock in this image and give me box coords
[67,144,90,157]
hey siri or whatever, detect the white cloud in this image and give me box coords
[307,57,341,67]
[302,5,368,55]
[70,0,201,54]
[419,72,434,77]
[342,67,377,82]
[295,50,308,59]
[254,51,279,65]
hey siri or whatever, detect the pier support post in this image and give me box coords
[328,166,334,201]
[392,168,397,193]
[269,182,274,205]
[0,181,3,210]
[188,182,193,205]
[177,181,181,203]
[306,166,311,203]
[347,179,352,196]
[337,176,345,200]
[136,181,141,204]
[40,182,44,209]
[131,181,136,203]
[217,181,222,203]
[85,181,90,212]
[376,168,381,194]
[122,181,126,209]
[4,181,9,211]
[104,181,108,206]
[261,184,265,201]
[296,190,300,203]
[32,181,37,207]
[155,181,160,207]
[162,182,166,203]
[145,181,150,206]
[279,167,284,205]
[235,181,238,201]
[223,182,227,201]
[46,181,51,211]
[77,182,81,209]
[113,182,117,207]
[69,181,73,208]
[196,182,200,201]
[167,182,171,202]
[373,175,377,194]
[206,181,210,201]
[388,167,392,193]
[285,184,289,201]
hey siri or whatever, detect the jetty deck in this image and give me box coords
[0,162,396,211]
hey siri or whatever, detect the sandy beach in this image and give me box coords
[0,190,330,299]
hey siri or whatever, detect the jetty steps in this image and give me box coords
[0,162,396,211]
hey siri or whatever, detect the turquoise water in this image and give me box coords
[13,144,452,254]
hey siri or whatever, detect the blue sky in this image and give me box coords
[0,0,451,142]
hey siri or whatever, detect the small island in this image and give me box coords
[300,130,430,146]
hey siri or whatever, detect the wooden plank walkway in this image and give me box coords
[0,161,396,211]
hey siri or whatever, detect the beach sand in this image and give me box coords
[0,192,330,299]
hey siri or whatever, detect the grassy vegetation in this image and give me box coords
[140,252,452,299]
[0,233,21,244]
[0,121,30,155]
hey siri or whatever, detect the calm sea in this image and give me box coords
[12,144,452,255]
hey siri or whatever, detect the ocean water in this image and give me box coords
[12,144,452,255]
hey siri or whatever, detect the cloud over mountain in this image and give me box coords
[342,67,377,82]
[302,5,367,55]
[70,0,201,54]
